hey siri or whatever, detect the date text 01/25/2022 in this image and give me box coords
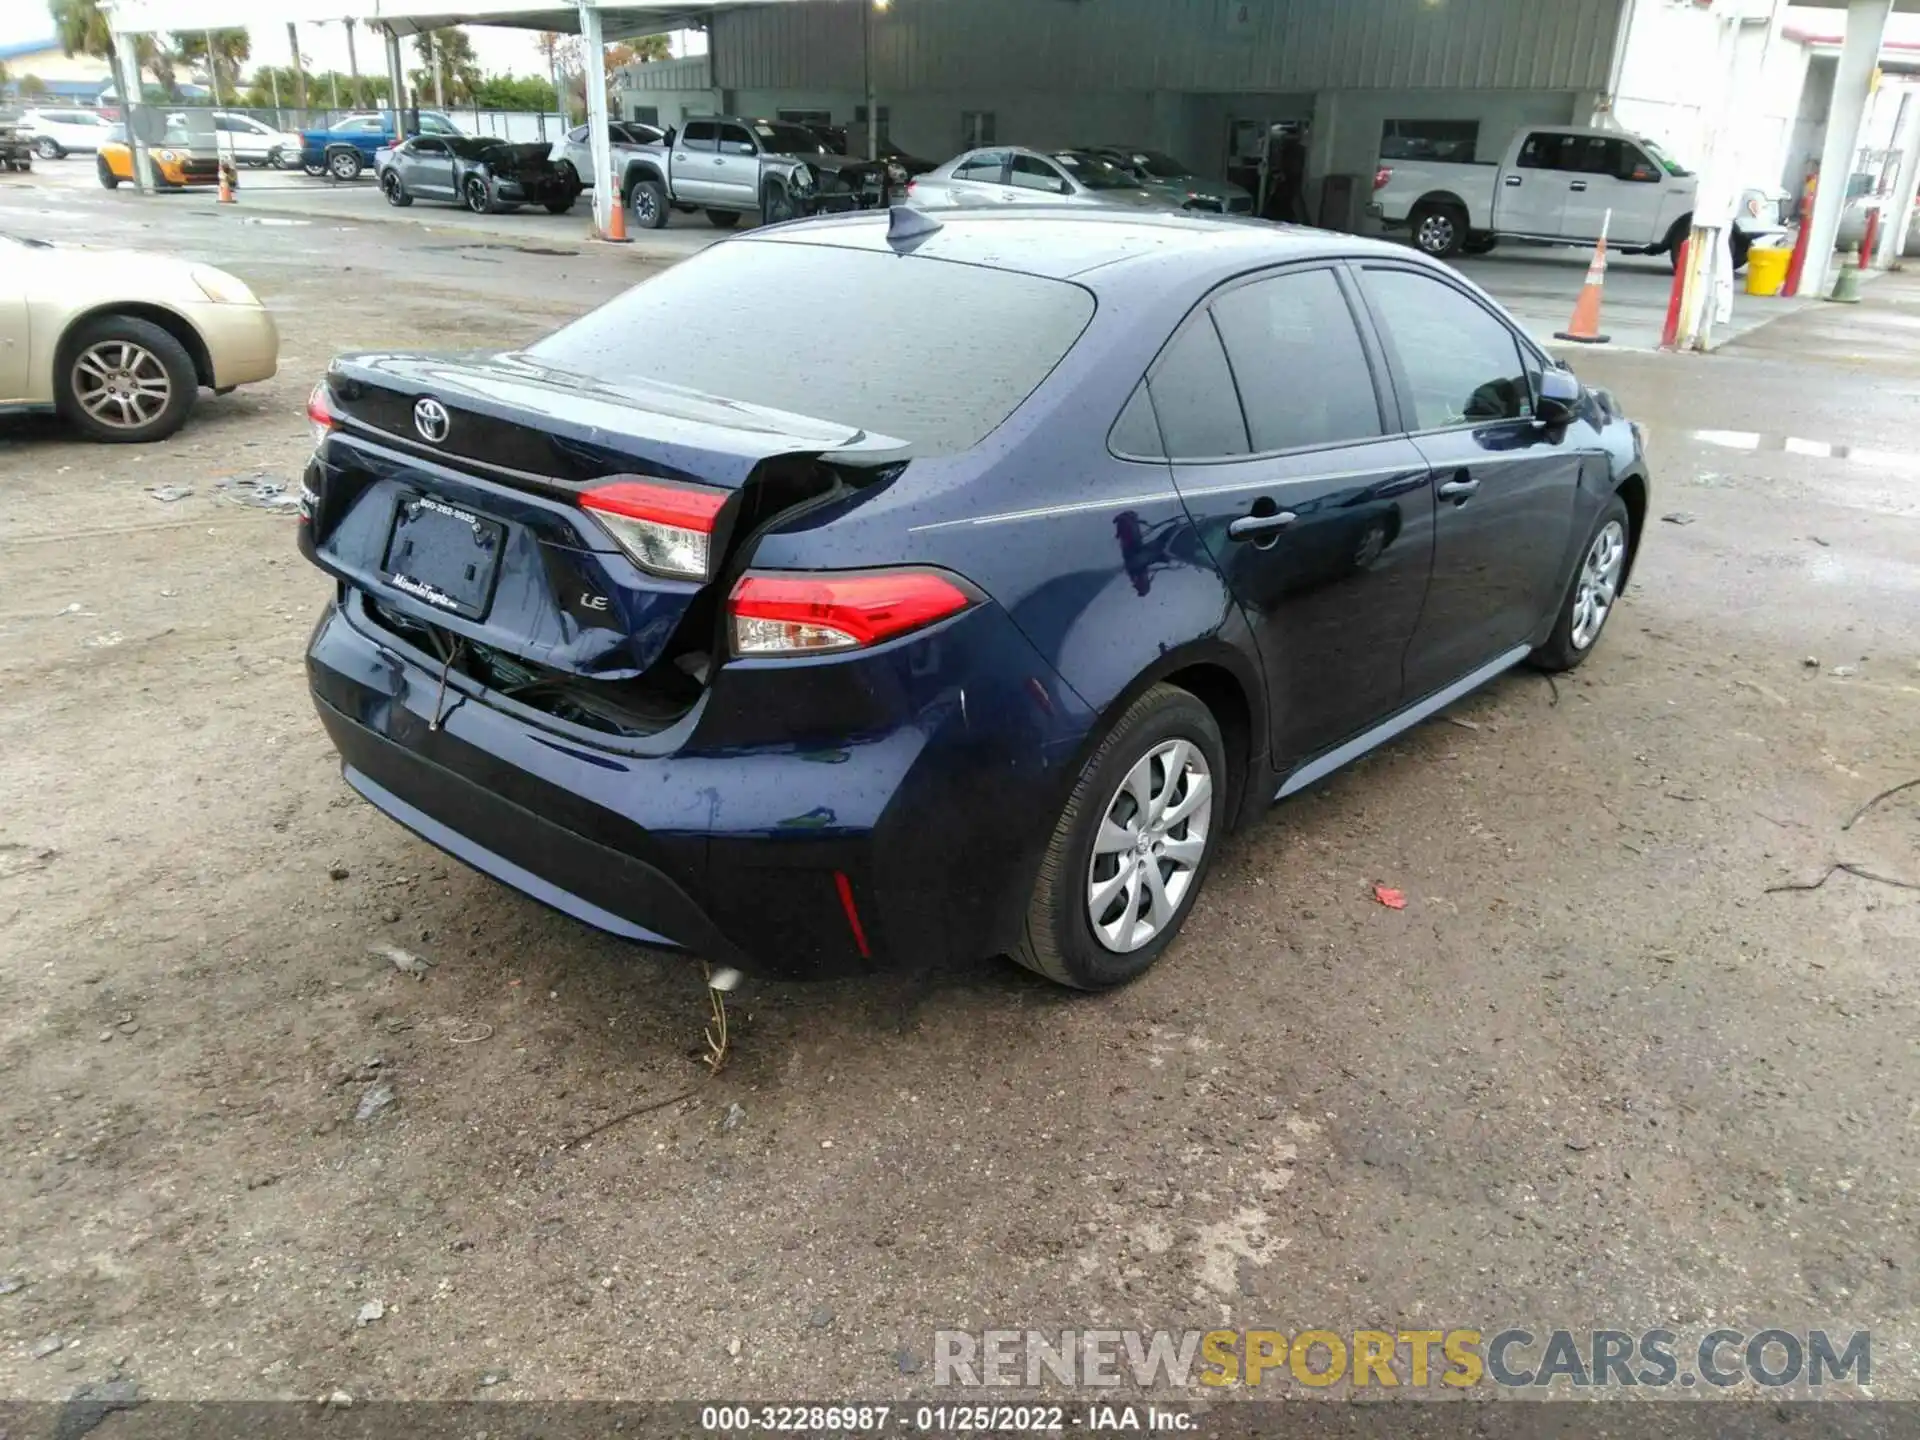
[699,1404,1194,1432]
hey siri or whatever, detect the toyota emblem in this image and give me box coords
[413,397,451,443]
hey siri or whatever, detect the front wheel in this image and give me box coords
[57,315,198,444]
[761,185,797,224]
[97,157,119,190]
[463,175,492,214]
[1530,495,1632,673]
[327,149,362,181]
[1409,202,1465,258]
[543,192,576,214]
[1013,684,1226,990]
[34,137,61,160]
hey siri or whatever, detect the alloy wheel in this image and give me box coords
[1085,738,1214,954]
[632,187,657,224]
[35,137,60,159]
[1417,213,1455,254]
[1570,519,1626,650]
[72,340,172,432]
[466,178,490,213]
[329,152,358,180]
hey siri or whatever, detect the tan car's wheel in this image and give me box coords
[58,316,198,445]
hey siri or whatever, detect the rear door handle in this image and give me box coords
[1228,510,1298,541]
[1569,180,1588,192]
[1438,476,1481,503]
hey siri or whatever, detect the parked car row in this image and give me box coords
[600,119,1254,232]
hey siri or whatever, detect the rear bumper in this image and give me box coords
[316,693,743,961]
[306,592,1096,980]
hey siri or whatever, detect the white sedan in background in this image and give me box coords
[0,232,278,443]
[547,120,664,188]
[189,111,307,169]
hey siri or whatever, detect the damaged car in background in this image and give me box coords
[376,135,582,215]
[617,116,896,229]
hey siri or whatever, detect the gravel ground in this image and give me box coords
[1,183,1917,1407]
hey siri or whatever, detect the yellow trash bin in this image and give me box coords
[1746,243,1792,297]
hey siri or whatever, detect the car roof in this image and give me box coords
[755,207,1418,284]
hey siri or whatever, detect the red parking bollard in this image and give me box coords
[1861,205,1881,271]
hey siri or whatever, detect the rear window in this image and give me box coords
[525,240,1096,455]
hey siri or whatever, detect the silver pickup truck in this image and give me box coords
[617,116,896,230]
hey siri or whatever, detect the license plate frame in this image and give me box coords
[381,493,506,621]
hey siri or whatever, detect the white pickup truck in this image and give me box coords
[1372,124,1789,269]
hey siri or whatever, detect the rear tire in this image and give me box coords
[56,315,198,445]
[706,207,741,228]
[1530,495,1632,673]
[1013,684,1226,991]
[1409,201,1466,258]
[97,157,119,189]
[302,159,327,177]
[382,170,411,207]
[628,177,668,229]
[327,148,362,182]
[35,137,62,160]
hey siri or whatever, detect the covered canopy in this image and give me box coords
[101,0,783,41]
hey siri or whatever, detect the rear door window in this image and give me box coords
[527,239,1097,455]
[1516,132,1577,171]
[1210,268,1382,454]
[1010,153,1066,193]
[954,149,1008,183]
[1145,318,1249,461]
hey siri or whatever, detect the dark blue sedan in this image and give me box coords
[299,207,1649,990]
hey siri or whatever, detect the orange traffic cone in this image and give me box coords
[1555,212,1612,345]
[217,161,236,204]
[602,171,630,244]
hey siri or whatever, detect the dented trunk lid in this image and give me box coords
[303,351,903,686]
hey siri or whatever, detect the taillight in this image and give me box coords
[306,381,334,446]
[581,479,728,581]
[1373,165,1393,192]
[729,570,973,656]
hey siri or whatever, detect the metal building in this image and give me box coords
[659,0,1626,228]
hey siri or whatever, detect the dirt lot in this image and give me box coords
[2,188,1918,1407]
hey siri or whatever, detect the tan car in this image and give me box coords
[1,231,277,443]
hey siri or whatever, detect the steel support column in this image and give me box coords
[1801,0,1893,295]
[578,1,615,238]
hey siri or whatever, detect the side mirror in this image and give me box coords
[1536,367,1582,425]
